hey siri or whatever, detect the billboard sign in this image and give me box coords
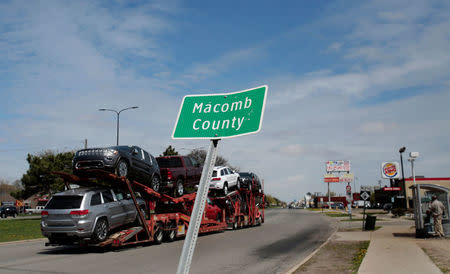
[381,162,400,179]
[326,160,351,172]
[172,86,268,139]
[383,187,401,191]
[340,173,354,183]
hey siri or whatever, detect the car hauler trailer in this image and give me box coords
[47,170,264,248]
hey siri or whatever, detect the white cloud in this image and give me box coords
[280,144,304,156]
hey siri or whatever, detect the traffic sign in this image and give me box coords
[360,191,370,201]
[172,86,268,139]
[346,185,351,193]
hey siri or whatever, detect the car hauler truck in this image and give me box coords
[45,170,264,248]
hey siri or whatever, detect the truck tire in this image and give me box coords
[165,228,176,242]
[232,218,238,230]
[153,224,163,245]
[93,218,109,243]
[176,179,184,197]
[115,159,129,178]
[151,176,161,192]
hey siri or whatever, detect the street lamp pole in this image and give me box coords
[99,106,139,146]
[399,147,408,208]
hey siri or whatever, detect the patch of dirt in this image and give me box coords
[417,238,450,273]
[293,241,369,274]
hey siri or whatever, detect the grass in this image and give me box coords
[340,218,385,222]
[0,219,43,242]
[325,213,353,217]
[352,241,370,273]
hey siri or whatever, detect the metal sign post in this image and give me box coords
[176,139,219,274]
[173,86,268,274]
[360,191,370,230]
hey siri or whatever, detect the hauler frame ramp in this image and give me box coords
[51,170,264,248]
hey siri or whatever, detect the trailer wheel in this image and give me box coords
[93,218,109,243]
[153,224,163,244]
[232,218,238,230]
[256,217,261,226]
[165,228,176,242]
[176,180,184,197]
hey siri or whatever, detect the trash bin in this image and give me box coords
[365,215,377,230]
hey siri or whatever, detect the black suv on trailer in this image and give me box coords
[73,146,162,192]
[238,172,262,193]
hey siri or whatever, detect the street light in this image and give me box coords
[99,106,139,146]
[408,152,420,228]
[399,146,407,208]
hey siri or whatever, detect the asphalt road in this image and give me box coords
[0,209,333,274]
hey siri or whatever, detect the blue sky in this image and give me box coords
[1,0,450,201]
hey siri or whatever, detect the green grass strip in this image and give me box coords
[352,241,370,273]
[0,219,43,243]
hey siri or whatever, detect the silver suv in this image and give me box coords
[41,187,144,244]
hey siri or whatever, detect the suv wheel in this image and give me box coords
[151,176,160,192]
[93,218,109,242]
[13,212,17,218]
[223,183,228,196]
[116,159,128,178]
[176,180,184,197]
[1,213,5,218]
[237,179,241,190]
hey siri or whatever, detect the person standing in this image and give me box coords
[430,195,445,237]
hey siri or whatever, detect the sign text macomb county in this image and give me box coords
[172,85,268,139]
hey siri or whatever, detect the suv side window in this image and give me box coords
[227,168,233,174]
[184,157,193,167]
[90,193,102,206]
[220,169,225,176]
[143,151,152,165]
[101,190,114,203]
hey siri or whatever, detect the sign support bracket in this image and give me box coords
[176,139,219,274]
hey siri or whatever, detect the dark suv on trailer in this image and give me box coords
[73,146,161,192]
[238,172,262,193]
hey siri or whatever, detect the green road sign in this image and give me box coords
[172,85,268,139]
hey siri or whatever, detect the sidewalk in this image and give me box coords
[357,225,442,274]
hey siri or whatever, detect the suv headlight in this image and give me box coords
[104,149,118,158]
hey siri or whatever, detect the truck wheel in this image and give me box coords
[232,218,238,230]
[256,217,261,226]
[151,176,161,192]
[154,224,163,245]
[93,218,109,242]
[176,180,184,197]
[13,212,17,218]
[165,229,176,242]
[1,213,5,218]
[116,159,128,178]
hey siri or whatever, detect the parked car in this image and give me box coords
[238,172,262,192]
[73,146,161,192]
[41,187,145,244]
[209,166,239,195]
[156,156,202,197]
[0,206,18,218]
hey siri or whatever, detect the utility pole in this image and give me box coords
[84,139,88,149]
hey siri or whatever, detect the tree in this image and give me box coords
[187,148,228,167]
[13,150,74,199]
[160,145,179,156]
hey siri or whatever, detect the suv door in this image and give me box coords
[183,157,196,186]
[130,147,147,180]
[101,190,125,229]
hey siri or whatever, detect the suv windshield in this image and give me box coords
[157,157,182,168]
[45,196,83,209]
[239,172,251,179]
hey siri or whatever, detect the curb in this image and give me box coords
[0,238,46,246]
[285,219,338,274]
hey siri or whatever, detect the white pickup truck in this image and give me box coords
[25,206,45,214]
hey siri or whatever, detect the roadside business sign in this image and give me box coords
[324,174,340,183]
[172,86,268,139]
[383,187,401,191]
[326,160,351,172]
[340,173,354,183]
[381,162,400,179]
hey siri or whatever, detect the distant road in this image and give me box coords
[0,209,333,274]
